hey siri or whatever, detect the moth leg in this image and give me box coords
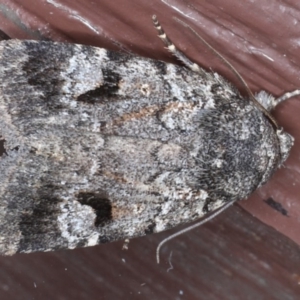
[256,89,300,111]
[152,15,205,75]
[274,89,300,107]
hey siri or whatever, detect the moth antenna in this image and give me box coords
[172,16,279,129]
[156,199,236,264]
[273,89,300,107]
[152,15,206,76]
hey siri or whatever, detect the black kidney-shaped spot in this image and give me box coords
[77,69,121,103]
[77,191,112,226]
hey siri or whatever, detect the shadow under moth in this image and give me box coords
[0,16,297,257]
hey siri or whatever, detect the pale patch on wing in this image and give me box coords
[60,46,107,99]
[57,200,99,248]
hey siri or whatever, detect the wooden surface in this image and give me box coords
[0,206,299,299]
[0,0,299,299]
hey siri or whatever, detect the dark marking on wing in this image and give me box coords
[145,222,156,234]
[18,185,63,252]
[77,191,113,226]
[77,69,121,103]
[153,60,167,75]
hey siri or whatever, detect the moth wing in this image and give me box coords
[0,40,216,254]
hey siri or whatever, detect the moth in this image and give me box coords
[0,16,297,256]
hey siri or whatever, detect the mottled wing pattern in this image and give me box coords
[0,40,279,254]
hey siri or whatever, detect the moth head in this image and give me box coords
[276,128,294,166]
[255,91,294,166]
